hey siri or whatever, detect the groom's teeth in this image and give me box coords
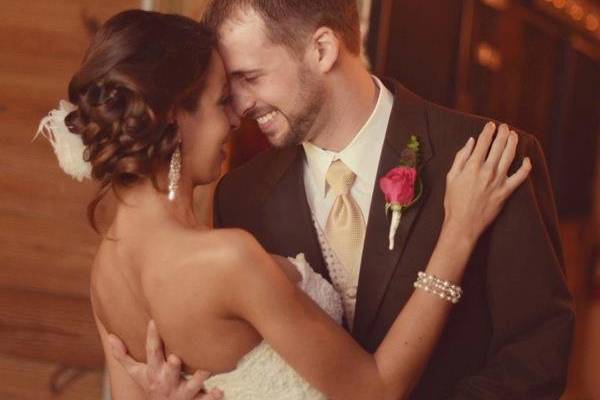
[257,111,277,125]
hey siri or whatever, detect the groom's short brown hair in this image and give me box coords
[204,0,361,56]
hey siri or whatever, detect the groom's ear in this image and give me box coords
[309,26,340,73]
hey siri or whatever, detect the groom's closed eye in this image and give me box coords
[229,69,263,83]
[243,75,261,84]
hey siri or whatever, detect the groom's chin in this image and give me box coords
[264,129,301,148]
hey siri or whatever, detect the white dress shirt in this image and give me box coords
[303,76,394,236]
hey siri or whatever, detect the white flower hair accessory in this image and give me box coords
[34,100,92,182]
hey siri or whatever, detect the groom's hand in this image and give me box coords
[108,320,223,400]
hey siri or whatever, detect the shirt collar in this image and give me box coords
[303,76,394,197]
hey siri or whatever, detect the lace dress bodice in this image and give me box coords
[203,254,343,399]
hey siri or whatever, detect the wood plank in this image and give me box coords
[0,248,94,298]
[181,0,211,19]
[0,288,103,368]
[0,354,103,400]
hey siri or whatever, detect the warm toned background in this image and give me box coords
[1,0,598,399]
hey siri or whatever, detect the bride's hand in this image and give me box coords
[443,122,531,243]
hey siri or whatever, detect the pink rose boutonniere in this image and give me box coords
[378,135,423,250]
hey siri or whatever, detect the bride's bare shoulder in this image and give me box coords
[198,228,274,279]
[140,227,278,329]
[141,227,268,290]
[184,227,264,266]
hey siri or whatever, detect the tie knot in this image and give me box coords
[326,160,356,195]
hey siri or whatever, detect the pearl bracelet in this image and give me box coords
[413,271,463,304]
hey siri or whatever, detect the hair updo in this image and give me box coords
[65,10,214,231]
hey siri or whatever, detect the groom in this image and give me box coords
[114,1,574,398]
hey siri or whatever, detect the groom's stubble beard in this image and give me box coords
[271,66,326,148]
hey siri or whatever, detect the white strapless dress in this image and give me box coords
[203,254,343,399]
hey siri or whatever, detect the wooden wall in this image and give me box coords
[1,1,141,398]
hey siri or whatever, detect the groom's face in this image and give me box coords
[217,8,325,147]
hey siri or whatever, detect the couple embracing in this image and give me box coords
[38,1,573,399]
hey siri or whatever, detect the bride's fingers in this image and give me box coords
[447,137,475,180]
[504,157,532,194]
[484,123,510,168]
[146,320,166,374]
[496,130,519,177]
[468,121,496,165]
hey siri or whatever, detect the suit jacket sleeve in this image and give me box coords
[447,134,575,399]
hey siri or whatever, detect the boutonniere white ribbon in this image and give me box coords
[378,135,423,250]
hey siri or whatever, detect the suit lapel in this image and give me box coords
[353,82,433,340]
[258,146,330,282]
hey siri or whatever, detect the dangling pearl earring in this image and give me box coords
[168,145,181,202]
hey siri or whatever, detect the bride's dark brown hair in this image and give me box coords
[65,10,214,232]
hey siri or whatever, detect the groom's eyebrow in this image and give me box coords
[228,69,261,79]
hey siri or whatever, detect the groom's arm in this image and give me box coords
[108,321,221,400]
[447,134,574,399]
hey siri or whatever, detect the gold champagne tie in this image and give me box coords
[325,160,366,280]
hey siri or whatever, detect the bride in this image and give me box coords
[38,10,531,400]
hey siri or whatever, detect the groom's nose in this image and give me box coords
[233,93,256,119]
[230,81,256,118]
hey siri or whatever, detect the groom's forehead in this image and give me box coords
[217,37,270,76]
[217,29,287,76]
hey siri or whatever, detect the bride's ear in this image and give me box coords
[168,111,183,145]
[309,26,340,73]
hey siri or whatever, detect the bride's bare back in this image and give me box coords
[91,215,264,373]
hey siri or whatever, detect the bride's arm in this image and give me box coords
[222,225,472,400]
[146,123,531,400]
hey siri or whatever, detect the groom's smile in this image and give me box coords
[250,106,289,140]
[256,110,278,127]
[255,109,295,146]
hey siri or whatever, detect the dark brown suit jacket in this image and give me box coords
[213,81,574,399]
